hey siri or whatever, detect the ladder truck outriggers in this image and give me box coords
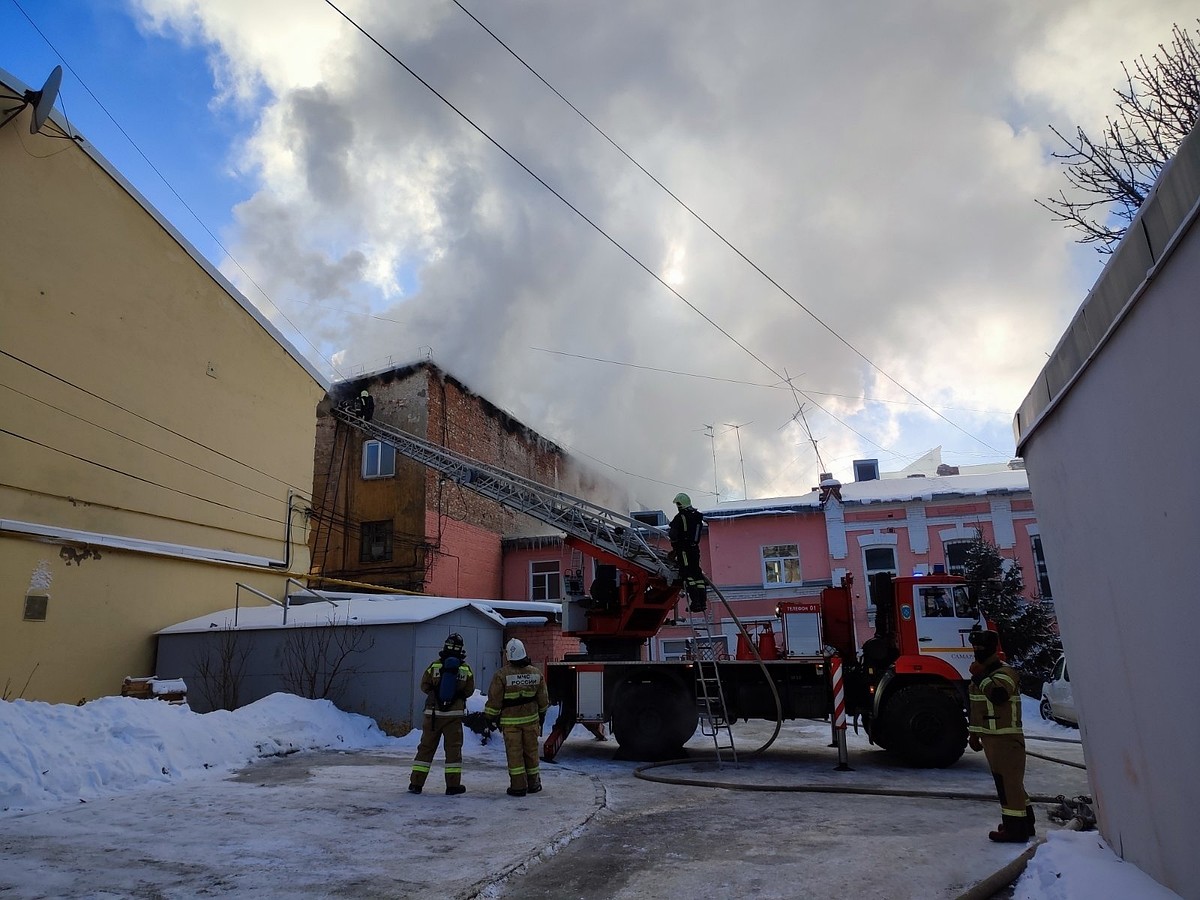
[333,407,981,768]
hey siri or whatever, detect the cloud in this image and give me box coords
[133,0,1187,505]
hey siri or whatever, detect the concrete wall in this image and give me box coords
[1015,126,1200,897]
[0,69,327,704]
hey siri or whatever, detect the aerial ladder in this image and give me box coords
[331,406,737,756]
[332,410,703,641]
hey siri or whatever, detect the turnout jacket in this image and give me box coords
[419,658,475,717]
[669,505,704,551]
[485,662,550,728]
[968,655,1023,736]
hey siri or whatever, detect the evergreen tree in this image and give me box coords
[962,532,1060,689]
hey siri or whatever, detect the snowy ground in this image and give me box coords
[0,693,1180,899]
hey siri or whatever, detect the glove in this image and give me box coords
[488,717,500,730]
[968,735,982,752]
[538,712,547,729]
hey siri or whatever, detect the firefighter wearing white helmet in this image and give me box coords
[484,638,550,797]
[669,492,708,612]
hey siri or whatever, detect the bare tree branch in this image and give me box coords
[1041,21,1200,254]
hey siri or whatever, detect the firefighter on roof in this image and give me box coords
[485,638,550,797]
[968,629,1035,842]
[409,633,474,796]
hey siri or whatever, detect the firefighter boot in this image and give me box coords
[408,771,427,794]
[506,787,527,797]
[1026,805,1036,836]
[527,775,542,794]
[687,584,707,612]
[989,815,1031,843]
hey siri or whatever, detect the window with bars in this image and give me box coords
[360,520,393,562]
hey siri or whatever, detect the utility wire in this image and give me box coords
[8,0,347,383]
[0,348,312,497]
[532,347,1009,414]
[452,0,1001,455]
[323,0,901,460]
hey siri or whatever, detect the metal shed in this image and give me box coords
[154,594,506,730]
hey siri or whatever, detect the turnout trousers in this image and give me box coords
[501,724,541,792]
[410,712,464,790]
[982,733,1028,819]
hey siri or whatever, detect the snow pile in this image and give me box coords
[1016,829,1181,899]
[0,692,398,814]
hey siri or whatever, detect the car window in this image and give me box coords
[1063,665,1070,683]
[1053,656,1066,680]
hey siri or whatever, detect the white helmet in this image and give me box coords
[505,638,527,660]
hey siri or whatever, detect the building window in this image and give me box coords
[944,541,972,576]
[362,440,396,479]
[531,561,561,600]
[863,546,897,613]
[1031,534,1053,600]
[360,521,393,562]
[660,635,730,661]
[761,544,801,586]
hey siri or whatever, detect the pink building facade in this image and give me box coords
[498,464,1050,664]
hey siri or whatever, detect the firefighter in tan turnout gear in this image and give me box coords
[485,638,550,797]
[409,633,474,796]
[968,629,1034,842]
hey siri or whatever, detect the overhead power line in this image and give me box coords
[451,0,1002,455]
[322,0,908,460]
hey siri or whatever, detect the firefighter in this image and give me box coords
[968,629,1034,842]
[669,492,708,612]
[353,389,375,422]
[409,633,474,796]
[485,638,550,797]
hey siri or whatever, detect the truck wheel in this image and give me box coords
[883,685,967,768]
[611,682,697,760]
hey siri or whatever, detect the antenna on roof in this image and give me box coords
[0,66,64,135]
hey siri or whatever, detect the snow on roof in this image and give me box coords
[157,594,509,635]
[702,470,1029,518]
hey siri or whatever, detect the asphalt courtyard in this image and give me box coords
[0,719,1089,899]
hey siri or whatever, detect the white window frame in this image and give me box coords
[361,440,396,479]
[1030,533,1053,600]
[943,540,973,577]
[761,544,802,587]
[530,560,562,601]
[862,545,898,618]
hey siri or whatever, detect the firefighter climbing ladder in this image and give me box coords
[686,604,738,767]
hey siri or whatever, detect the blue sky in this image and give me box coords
[1,0,247,264]
[1,1,1192,504]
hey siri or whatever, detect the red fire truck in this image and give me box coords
[336,407,981,767]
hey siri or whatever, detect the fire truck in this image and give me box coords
[334,407,982,768]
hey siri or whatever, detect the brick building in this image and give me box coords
[309,361,626,608]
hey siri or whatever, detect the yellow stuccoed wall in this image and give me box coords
[0,76,328,703]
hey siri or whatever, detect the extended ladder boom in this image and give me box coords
[333,407,676,581]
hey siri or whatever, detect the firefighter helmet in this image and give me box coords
[505,638,527,661]
[673,492,691,507]
[442,633,465,657]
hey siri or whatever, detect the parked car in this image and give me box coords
[1040,654,1078,726]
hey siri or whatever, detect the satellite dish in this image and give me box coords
[29,65,62,134]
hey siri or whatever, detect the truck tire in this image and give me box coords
[882,685,967,768]
[611,682,697,760]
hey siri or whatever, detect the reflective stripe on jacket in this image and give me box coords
[419,659,475,714]
[968,657,1023,736]
[484,663,549,727]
